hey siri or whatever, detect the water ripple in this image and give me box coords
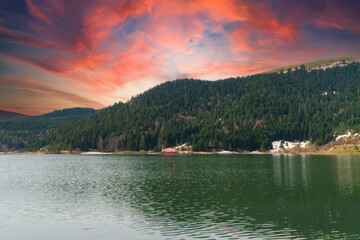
[1,154,360,239]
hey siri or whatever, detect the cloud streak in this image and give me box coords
[0,74,105,114]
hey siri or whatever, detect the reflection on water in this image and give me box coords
[273,154,311,191]
[1,154,360,239]
[335,155,360,196]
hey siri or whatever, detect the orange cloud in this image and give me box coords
[80,0,153,49]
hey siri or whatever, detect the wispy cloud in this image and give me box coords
[0,74,104,114]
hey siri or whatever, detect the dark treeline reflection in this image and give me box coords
[96,155,360,239]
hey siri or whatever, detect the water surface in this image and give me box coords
[1,154,360,239]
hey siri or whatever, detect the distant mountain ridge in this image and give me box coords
[0,109,27,121]
[41,107,96,118]
[0,107,96,152]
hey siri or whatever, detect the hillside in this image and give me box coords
[31,61,360,153]
[0,109,27,121]
[0,107,96,152]
[267,56,359,73]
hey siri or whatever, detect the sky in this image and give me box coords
[0,0,360,115]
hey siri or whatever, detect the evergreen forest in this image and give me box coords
[0,108,96,151]
[26,62,360,152]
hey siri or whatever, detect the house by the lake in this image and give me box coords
[161,148,178,154]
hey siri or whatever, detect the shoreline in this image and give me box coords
[2,139,360,156]
[3,149,360,156]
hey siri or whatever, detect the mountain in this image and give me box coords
[32,60,360,153]
[0,107,96,152]
[0,109,27,121]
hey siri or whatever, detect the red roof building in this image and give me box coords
[161,148,178,153]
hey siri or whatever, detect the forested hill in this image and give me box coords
[0,107,96,151]
[33,62,360,152]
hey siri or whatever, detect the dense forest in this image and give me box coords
[28,62,360,152]
[0,108,96,151]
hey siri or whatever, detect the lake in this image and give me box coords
[1,154,360,239]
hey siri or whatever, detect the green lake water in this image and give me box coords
[1,154,360,239]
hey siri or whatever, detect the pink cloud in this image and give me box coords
[25,0,52,24]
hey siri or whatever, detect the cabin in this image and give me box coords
[161,148,178,154]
